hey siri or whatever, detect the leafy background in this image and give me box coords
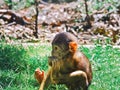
[0,0,120,45]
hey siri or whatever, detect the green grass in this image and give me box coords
[0,43,120,90]
[80,45,120,90]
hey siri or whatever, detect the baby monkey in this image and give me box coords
[35,32,92,90]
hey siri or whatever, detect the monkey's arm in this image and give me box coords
[39,69,51,90]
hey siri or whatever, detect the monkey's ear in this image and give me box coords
[69,42,78,53]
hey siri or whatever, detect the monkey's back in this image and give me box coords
[73,51,92,85]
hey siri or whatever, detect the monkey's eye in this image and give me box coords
[54,46,59,50]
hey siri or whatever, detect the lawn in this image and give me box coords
[0,43,120,90]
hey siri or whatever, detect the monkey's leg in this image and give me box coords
[69,71,88,90]
[59,71,88,90]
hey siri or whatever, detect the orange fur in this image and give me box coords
[69,42,78,53]
[34,68,44,84]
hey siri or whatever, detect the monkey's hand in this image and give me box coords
[34,68,44,84]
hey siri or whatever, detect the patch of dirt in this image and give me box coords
[0,1,120,45]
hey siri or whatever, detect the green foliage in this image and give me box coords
[4,0,12,6]
[93,38,113,45]
[4,0,35,10]
[93,0,120,11]
[0,44,27,71]
[78,0,120,14]
[26,0,34,7]
[0,44,120,90]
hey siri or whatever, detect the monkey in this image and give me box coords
[35,32,92,90]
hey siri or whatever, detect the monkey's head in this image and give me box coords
[51,32,78,59]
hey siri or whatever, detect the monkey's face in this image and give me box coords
[51,32,78,59]
[51,44,69,59]
[48,43,68,67]
[49,32,78,66]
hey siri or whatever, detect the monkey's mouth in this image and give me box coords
[48,56,58,66]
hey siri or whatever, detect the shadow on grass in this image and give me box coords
[0,44,28,71]
[0,43,48,89]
